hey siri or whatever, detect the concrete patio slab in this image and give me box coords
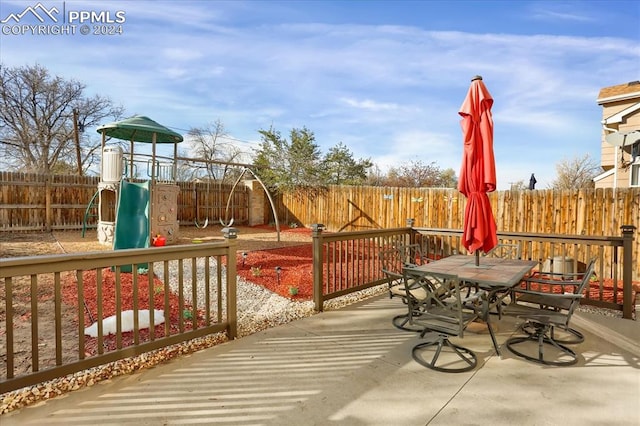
[2,295,639,425]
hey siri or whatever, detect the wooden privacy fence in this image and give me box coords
[275,185,639,235]
[0,172,100,231]
[0,172,249,232]
[275,185,640,280]
[176,180,249,227]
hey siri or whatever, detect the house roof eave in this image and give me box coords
[593,168,615,183]
[602,102,640,125]
[597,91,640,105]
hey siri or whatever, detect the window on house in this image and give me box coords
[630,142,640,187]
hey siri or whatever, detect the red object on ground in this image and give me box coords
[458,76,498,255]
[152,235,166,246]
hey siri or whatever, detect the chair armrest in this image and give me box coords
[382,268,402,279]
[461,289,487,305]
[522,275,582,286]
[462,289,489,316]
[519,275,582,293]
[515,289,583,300]
[527,270,584,281]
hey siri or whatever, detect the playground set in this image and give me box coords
[84,115,281,252]
[90,115,183,249]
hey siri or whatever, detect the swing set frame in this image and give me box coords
[184,157,282,241]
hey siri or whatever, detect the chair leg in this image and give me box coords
[550,325,584,344]
[506,323,578,366]
[485,320,501,356]
[521,322,584,345]
[412,334,478,373]
[392,313,422,333]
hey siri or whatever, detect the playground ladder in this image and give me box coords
[82,189,100,237]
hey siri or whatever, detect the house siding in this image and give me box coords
[596,82,640,189]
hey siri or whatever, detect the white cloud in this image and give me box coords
[340,97,400,111]
[1,1,637,190]
[162,48,204,62]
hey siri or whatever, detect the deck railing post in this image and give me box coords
[621,225,636,319]
[406,218,415,246]
[222,226,238,339]
[311,224,325,312]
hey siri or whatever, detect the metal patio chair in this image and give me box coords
[485,243,521,260]
[379,243,424,300]
[406,269,487,373]
[379,244,427,332]
[503,258,597,366]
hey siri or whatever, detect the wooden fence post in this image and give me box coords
[45,175,51,232]
[621,224,636,319]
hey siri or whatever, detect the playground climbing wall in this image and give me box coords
[151,183,179,243]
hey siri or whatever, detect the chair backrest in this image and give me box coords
[403,269,476,337]
[399,243,424,266]
[564,257,597,319]
[379,247,403,280]
[379,243,423,278]
[485,243,520,259]
[516,257,597,327]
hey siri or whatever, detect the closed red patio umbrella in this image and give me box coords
[458,75,498,264]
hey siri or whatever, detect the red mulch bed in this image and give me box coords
[249,224,312,235]
[522,277,638,305]
[237,244,313,300]
[62,269,207,355]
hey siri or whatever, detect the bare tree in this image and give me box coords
[551,153,601,190]
[381,160,457,188]
[0,63,123,174]
[366,164,386,186]
[187,119,243,183]
[509,180,526,190]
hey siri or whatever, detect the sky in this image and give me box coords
[1,0,639,189]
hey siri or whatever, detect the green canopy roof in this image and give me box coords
[96,115,183,143]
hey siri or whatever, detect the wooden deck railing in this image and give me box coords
[312,224,637,318]
[0,234,238,394]
[311,225,413,311]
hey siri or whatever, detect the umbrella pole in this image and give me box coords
[475,250,480,266]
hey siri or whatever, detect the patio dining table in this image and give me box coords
[404,254,538,355]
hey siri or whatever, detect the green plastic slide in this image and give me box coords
[113,180,150,272]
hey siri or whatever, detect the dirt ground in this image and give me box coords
[0,225,311,379]
[0,224,310,257]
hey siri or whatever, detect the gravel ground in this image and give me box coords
[576,304,624,318]
[152,256,387,337]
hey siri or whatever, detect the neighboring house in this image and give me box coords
[594,81,640,189]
